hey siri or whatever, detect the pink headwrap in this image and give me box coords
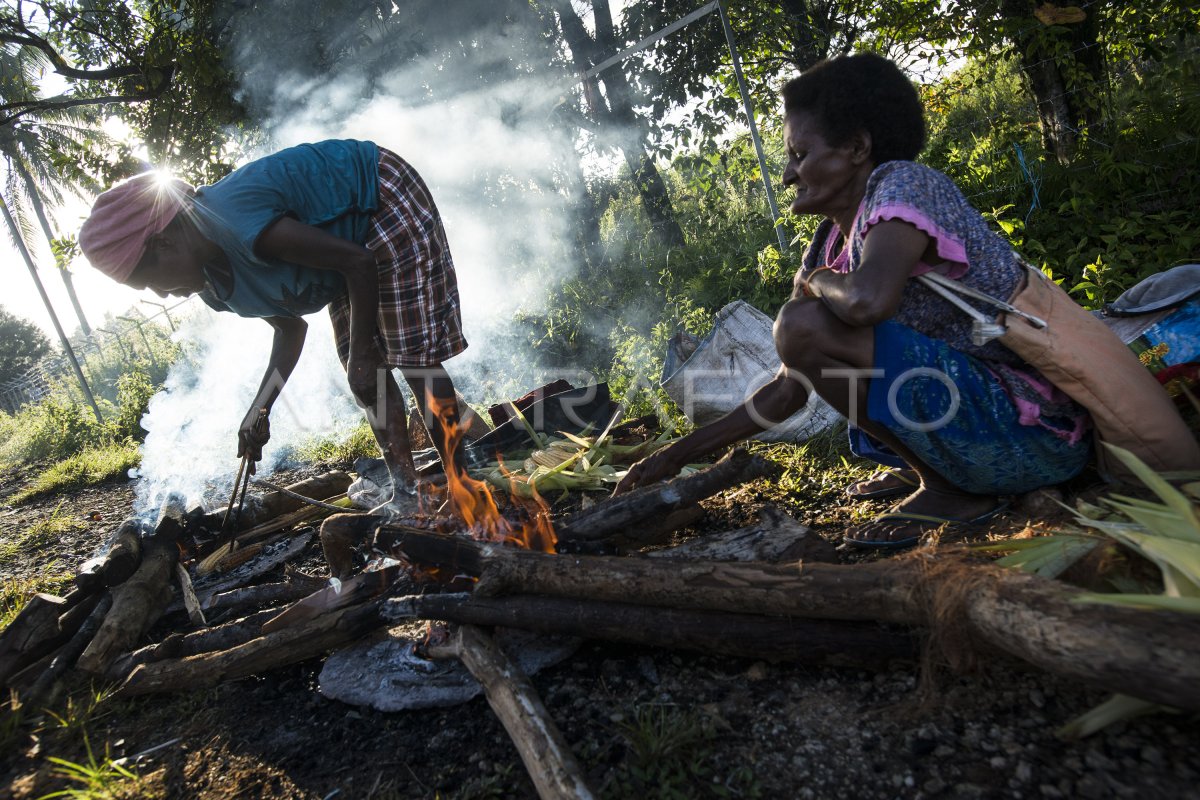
[78,172,195,283]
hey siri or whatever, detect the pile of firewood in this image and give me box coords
[3,447,1200,800]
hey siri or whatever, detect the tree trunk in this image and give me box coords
[1000,0,1107,164]
[549,0,686,247]
[14,159,91,335]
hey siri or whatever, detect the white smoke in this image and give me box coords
[133,307,362,514]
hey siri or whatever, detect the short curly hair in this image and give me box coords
[782,53,926,164]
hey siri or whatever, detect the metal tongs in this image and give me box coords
[220,407,269,538]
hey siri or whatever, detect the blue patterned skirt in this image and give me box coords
[854,321,1091,495]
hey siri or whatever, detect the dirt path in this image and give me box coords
[2,467,1198,799]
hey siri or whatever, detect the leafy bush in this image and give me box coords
[0,398,108,466]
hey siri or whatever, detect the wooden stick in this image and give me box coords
[200,571,328,616]
[386,593,915,666]
[439,625,595,800]
[556,448,777,543]
[107,607,285,681]
[116,600,385,696]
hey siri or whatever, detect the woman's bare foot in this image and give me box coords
[845,468,919,499]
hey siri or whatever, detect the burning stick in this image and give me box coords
[427,625,596,800]
[555,448,777,545]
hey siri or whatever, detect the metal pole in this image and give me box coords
[0,197,104,422]
[118,316,154,363]
[142,300,176,332]
[716,0,788,252]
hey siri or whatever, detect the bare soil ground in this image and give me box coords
[2,459,1199,800]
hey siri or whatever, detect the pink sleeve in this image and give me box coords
[862,203,969,279]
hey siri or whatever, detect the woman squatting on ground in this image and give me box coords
[618,53,1098,549]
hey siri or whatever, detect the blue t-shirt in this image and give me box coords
[195,139,380,318]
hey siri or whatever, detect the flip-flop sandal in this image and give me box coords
[844,468,919,500]
[843,501,1011,550]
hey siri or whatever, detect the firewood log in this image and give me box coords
[76,537,177,675]
[0,590,102,687]
[378,532,1200,713]
[386,593,915,666]
[75,519,144,592]
[116,599,385,696]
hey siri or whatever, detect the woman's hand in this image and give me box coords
[614,444,688,495]
[238,405,271,471]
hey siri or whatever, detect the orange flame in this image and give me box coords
[427,394,556,552]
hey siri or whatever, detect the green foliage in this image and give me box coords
[921,45,1200,308]
[38,735,145,800]
[0,306,51,386]
[0,398,108,466]
[45,686,118,739]
[9,442,141,506]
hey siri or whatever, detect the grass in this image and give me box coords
[599,705,762,800]
[10,442,141,506]
[0,572,74,627]
[0,504,87,569]
[37,735,146,799]
[288,421,380,466]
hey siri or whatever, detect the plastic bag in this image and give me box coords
[660,300,842,443]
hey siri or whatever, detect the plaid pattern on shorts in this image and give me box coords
[329,148,467,368]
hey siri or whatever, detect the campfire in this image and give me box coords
[3,381,1199,800]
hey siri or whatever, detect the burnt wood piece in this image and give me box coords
[374,526,488,575]
[434,625,596,800]
[75,519,144,592]
[0,591,103,687]
[383,536,1200,712]
[260,564,405,634]
[187,532,315,611]
[555,448,778,544]
[117,599,386,696]
[233,494,347,547]
[76,537,178,675]
[107,606,284,681]
[320,513,385,579]
[386,594,915,667]
[200,570,328,617]
[17,594,112,708]
[153,492,190,542]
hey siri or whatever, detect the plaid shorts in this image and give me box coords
[329,149,467,368]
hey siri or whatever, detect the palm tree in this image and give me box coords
[0,42,106,337]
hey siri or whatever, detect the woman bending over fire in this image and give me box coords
[79,140,467,508]
[617,53,1095,548]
